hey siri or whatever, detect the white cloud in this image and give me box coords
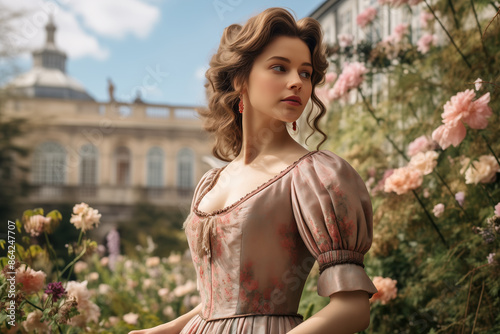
[0,0,160,60]
[67,0,160,39]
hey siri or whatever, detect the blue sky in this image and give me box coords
[2,0,325,107]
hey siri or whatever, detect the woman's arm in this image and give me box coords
[128,303,202,334]
[286,291,370,334]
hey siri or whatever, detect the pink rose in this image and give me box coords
[24,214,51,237]
[393,23,409,43]
[384,166,423,195]
[432,121,467,150]
[329,62,368,101]
[407,135,437,157]
[495,202,500,216]
[417,33,438,54]
[356,7,378,28]
[337,34,354,48]
[16,264,46,295]
[440,89,492,130]
[371,276,398,304]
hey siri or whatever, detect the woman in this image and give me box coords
[130,7,378,334]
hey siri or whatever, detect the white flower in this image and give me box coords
[461,155,500,184]
[409,151,439,175]
[474,78,482,91]
[162,306,175,318]
[146,256,160,267]
[70,203,101,232]
[432,203,445,218]
[123,312,139,325]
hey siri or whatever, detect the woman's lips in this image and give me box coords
[281,100,301,106]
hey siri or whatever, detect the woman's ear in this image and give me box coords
[233,76,246,94]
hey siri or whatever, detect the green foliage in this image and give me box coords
[312,1,500,333]
[118,201,189,260]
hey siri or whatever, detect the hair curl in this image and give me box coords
[199,7,329,162]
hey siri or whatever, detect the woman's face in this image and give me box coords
[245,35,313,125]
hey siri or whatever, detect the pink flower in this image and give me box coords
[357,7,378,28]
[325,71,337,84]
[417,33,438,54]
[372,169,394,194]
[442,90,492,129]
[329,62,368,101]
[407,135,437,157]
[66,280,101,327]
[420,11,434,28]
[495,203,500,216]
[22,310,49,332]
[433,203,445,217]
[24,214,51,237]
[384,166,423,195]
[16,264,46,295]
[432,121,466,149]
[371,276,398,304]
[408,151,439,175]
[474,78,483,91]
[455,191,466,206]
[393,23,409,43]
[337,34,354,48]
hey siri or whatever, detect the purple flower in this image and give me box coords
[106,228,121,272]
[455,191,466,206]
[45,281,67,302]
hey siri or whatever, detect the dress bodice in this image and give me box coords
[182,150,378,324]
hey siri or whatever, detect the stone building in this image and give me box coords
[2,18,219,239]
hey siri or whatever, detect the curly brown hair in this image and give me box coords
[200,7,329,162]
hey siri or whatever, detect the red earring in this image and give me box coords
[292,121,297,131]
[239,94,244,113]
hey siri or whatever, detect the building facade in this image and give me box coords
[3,18,219,238]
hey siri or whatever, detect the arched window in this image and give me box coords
[80,144,98,185]
[146,147,164,188]
[32,142,66,184]
[177,148,194,190]
[114,146,131,186]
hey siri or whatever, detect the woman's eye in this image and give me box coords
[271,65,286,72]
[300,72,312,79]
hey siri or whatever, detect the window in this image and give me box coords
[177,148,194,190]
[115,146,131,186]
[32,142,66,185]
[146,147,164,188]
[80,144,98,185]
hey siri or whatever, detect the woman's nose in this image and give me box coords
[288,72,303,90]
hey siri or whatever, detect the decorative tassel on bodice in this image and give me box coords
[197,215,217,259]
[184,212,218,260]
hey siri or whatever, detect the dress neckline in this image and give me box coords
[193,150,321,217]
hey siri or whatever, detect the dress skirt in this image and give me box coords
[179,314,304,334]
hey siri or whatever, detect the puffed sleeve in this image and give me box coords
[291,151,378,299]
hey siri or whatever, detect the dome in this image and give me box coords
[5,16,94,101]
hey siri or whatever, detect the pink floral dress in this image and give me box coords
[180,150,378,333]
